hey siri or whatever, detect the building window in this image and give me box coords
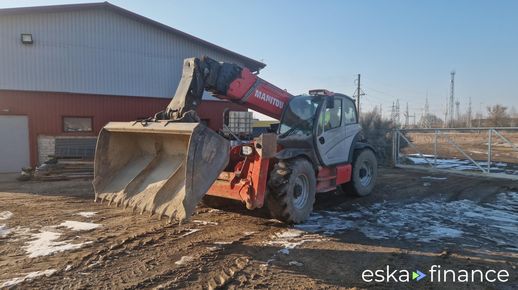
[63,117,93,132]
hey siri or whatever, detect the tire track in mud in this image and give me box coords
[20,209,287,289]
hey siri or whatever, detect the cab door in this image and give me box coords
[342,97,361,161]
[315,96,348,165]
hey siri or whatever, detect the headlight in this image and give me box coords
[241,145,254,156]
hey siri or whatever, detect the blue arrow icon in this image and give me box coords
[412,270,426,281]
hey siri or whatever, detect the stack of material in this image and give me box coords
[33,158,93,181]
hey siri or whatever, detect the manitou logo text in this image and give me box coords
[254,89,284,109]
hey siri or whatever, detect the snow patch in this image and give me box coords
[76,212,97,218]
[175,255,194,265]
[266,228,326,254]
[297,192,518,250]
[180,228,201,237]
[1,269,56,288]
[0,211,13,220]
[421,176,448,180]
[24,231,91,258]
[58,221,101,231]
[405,155,514,175]
[192,220,218,226]
[213,241,233,245]
[0,224,11,237]
[289,261,304,267]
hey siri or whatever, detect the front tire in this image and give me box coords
[266,158,316,224]
[343,149,377,197]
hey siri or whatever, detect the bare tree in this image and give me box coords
[486,104,510,127]
[510,106,517,127]
[360,109,396,165]
[420,113,444,128]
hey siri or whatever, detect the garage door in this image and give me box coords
[0,116,30,173]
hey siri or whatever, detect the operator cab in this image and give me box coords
[277,90,361,166]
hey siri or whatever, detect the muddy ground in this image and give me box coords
[0,168,517,289]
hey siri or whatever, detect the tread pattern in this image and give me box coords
[266,159,315,223]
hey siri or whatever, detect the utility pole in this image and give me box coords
[404,102,410,128]
[355,74,365,118]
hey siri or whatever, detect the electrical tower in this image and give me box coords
[396,99,400,127]
[443,97,449,128]
[420,96,431,128]
[449,71,455,127]
[390,100,400,128]
[455,101,460,124]
[467,97,472,128]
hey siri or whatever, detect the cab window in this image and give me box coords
[343,98,357,124]
[322,98,342,131]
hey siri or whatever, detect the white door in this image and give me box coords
[315,97,347,166]
[0,116,30,173]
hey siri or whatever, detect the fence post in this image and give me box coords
[392,130,398,167]
[434,130,438,166]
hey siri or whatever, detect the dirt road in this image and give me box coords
[0,168,517,289]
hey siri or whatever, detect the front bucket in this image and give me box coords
[93,121,229,222]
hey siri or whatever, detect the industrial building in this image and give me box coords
[0,2,264,172]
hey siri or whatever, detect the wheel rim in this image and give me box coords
[293,174,309,209]
[359,160,373,187]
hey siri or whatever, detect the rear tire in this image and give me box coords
[343,149,377,197]
[266,158,316,224]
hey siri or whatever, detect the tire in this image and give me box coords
[343,149,377,197]
[266,158,316,224]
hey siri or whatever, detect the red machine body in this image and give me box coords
[195,60,353,209]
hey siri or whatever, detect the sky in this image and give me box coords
[2,0,517,120]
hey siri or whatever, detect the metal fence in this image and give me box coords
[392,127,518,179]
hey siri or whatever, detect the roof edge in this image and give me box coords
[0,1,266,72]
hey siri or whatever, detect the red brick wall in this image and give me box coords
[0,90,246,166]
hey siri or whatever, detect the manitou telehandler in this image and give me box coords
[93,56,377,223]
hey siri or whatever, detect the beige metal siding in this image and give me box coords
[0,7,246,98]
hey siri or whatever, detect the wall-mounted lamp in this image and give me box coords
[1,109,11,113]
[21,33,33,44]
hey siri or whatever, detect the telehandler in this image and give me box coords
[93,56,377,223]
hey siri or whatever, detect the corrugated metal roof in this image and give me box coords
[0,1,266,72]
